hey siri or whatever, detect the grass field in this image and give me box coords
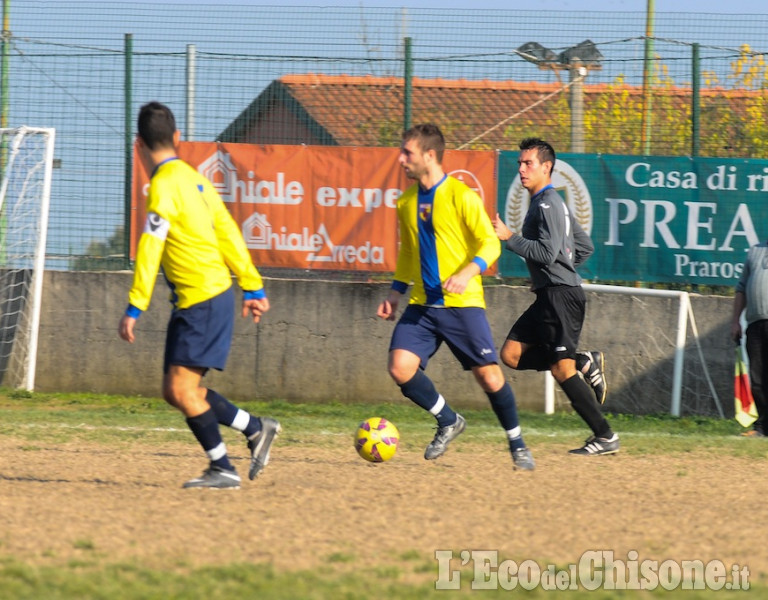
[1,389,766,599]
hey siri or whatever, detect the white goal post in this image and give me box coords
[0,126,55,391]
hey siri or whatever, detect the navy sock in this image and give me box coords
[206,389,260,438]
[560,374,612,438]
[487,384,526,450]
[186,408,234,471]
[399,370,456,427]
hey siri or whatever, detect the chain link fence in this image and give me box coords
[4,1,768,269]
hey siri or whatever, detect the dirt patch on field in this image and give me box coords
[0,434,765,582]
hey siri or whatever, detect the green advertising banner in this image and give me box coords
[497,152,768,286]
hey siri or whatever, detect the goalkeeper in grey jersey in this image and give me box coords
[492,137,618,456]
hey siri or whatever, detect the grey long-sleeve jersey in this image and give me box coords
[736,242,768,325]
[505,186,594,290]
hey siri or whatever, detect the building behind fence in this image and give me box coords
[4,2,768,271]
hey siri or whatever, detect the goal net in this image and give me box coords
[0,127,55,391]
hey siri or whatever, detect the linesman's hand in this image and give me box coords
[731,321,743,345]
[243,297,270,323]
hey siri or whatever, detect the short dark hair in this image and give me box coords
[520,137,556,173]
[137,101,176,151]
[402,123,445,163]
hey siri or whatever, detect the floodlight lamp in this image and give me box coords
[515,42,557,65]
[557,40,603,67]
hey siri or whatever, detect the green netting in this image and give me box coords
[4,2,767,269]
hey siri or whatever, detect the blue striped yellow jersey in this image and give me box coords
[128,158,264,313]
[392,174,499,308]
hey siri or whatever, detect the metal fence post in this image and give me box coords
[403,36,412,132]
[692,42,700,157]
[123,33,132,269]
[186,44,196,141]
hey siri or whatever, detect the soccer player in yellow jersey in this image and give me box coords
[118,102,280,489]
[377,123,534,470]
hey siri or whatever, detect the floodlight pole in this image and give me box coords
[518,41,600,154]
[570,65,586,153]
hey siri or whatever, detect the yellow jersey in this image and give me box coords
[392,174,499,308]
[128,157,264,314]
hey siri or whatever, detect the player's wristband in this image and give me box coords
[472,256,488,272]
[125,304,142,319]
[391,280,408,294]
[244,289,267,300]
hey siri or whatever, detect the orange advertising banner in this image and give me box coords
[132,142,497,272]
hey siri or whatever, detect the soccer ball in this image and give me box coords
[354,417,400,462]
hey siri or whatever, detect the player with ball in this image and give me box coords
[377,123,534,471]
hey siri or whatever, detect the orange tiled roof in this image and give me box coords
[218,73,764,150]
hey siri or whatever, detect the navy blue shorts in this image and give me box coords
[389,304,499,371]
[506,285,585,363]
[164,286,235,374]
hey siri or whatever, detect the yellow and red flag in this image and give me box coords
[735,346,758,428]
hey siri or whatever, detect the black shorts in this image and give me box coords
[506,285,585,363]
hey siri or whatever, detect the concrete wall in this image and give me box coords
[35,271,735,416]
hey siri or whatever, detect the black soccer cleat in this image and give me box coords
[577,350,607,405]
[568,434,620,456]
